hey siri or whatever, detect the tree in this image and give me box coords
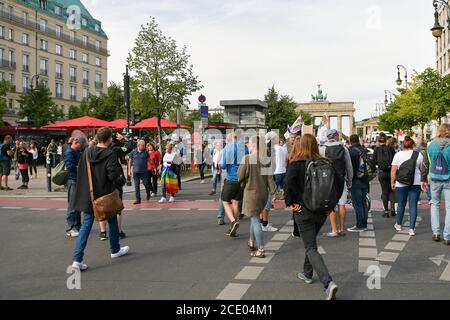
[264,86,298,131]
[298,110,314,126]
[18,83,62,126]
[128,17,202,152]
[0,80,11,127]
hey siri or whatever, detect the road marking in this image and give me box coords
[197,209,216,211]
[377,251,399,262]
[318,246,326,255]
[384,242,407,251]
[359,248,378,259]
[429,255,450,281]
[169,208,189,211]
[140,208,161,211]
[265,242,284,251]
[364,264,392,278]
[367,218,373,223]
[56,208,67,211]
[286,220,294,226]
[271,233,290,241]
[235,266,264,280]
[359,260,380,273]
[195,200,215,202]
[250,252,275,264]
[28,208,47,211]
[359,238,377,247]
[278,226,294,233]
[216,283,251,300]
[366,224,374,230]
[392,234,411,242]
[1,207,24,210]
[360,230,376,238]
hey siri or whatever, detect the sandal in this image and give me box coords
[250,249,266,258]
[247,240,256,251]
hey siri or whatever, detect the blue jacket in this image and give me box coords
[428,137,450,180]
[220,141,249,181]
[64,146,81,181]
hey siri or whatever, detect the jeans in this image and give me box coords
[249,216,264,249]
[66,179,81,232]
[13,160,19,179]
[430,180,450,240]
[217,175,226,219]
[211,168,221,192]
[73,211,120,263]
[427,185,432,201]
[379,174,395,211]
[29,158,37,176]
[147,170,158,194]
[274,173,285,190]
[395,185,421,230]
[176,165,182,190]
[199,163,206,180]
[133,171,150,202]
[294,209,333,289]
[351,179,369,229]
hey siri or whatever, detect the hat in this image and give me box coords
[326,129,339,140]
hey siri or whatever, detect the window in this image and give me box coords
[69,31,75,42]
[95,73,102,83]
[95,57,101,67]
[56,63,63,79]
[0,72,4,80]
[69,67,76,82]
[54,5,61,16]
[22,12,28,24]
[55,25,62,38]
[22,76,29,92]
[0,48,3,61]
[82,88,88,100]
[95,91,100,97]
[95,40,100,50]
[95,24,100,32]
[42,80,48,88]
[40,39,48,51]
[39,0,47,10]
[22,54,29,72]
[83,70,89,84]
[0,26,4,39]
[82,18,87,27]
[40,59,48,76]
[22,33,29,45]
[8,6,12,18]
[69,49,76,59]
[9,99,13,110]
[82,35,88,47]
[8,50,13,66]
[55,83,63,98]
[82,53,88,63]
[39,19,47,32]
[56,44,62,55]
[8,28,13,41]
[70,86,76,100]
[8,73,13,83]
[0,4,3,17]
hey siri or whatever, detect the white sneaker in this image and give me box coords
[66,229,79,238]
[151,193,156,197]
[111,246,130,259]
[169,196,175,203]
[394,224,402,232]
[71,261,88,271]
[158,197,167,203]
[263,225,278,232]
[200,180,205,184]
[409,229,416,236]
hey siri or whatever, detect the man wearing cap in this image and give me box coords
[64,135,87,238]
[319,129,353,237]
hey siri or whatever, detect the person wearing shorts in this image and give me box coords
[0,135,14,191]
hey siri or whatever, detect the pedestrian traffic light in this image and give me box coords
[133,111,141,125]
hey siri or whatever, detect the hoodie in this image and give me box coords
[73,146,122,213]
[427,137,450,181]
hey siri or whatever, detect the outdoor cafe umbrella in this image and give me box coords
[41,116,112,129]
[108,119,128,129]
[130,117,191,130]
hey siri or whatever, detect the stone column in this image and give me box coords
[337,115,342,133]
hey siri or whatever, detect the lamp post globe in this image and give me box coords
[432,25,444,38]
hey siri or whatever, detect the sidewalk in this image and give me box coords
[0,166,211,198]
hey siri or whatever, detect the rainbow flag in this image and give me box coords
[161,166,179,194]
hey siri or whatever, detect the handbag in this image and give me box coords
[86,153,124,222]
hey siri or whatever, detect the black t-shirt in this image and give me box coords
[0,144,12,161]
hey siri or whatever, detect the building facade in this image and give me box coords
[0,0,108,125]
[220,99,267,134]
[436,5,450,76]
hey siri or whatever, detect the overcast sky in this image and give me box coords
[84,0,436,121]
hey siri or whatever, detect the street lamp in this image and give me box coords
[396,65,408,87]
[431,0,450,38]
[376,103,385,117]
[384,90,394,105]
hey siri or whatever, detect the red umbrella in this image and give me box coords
[42,116,112,129]
[108,119,128,129]
[131,117,191,130]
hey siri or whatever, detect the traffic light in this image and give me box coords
[132,111,141,125]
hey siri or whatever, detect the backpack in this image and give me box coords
[396,151,419,186]
[377,146,393,171]
[325,144,347,178]
[356,148,377,181]
[0,144,10,161]
[430,146,449,181]
[303,158,341,213]
[52,161,69,186]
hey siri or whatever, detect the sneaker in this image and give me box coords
[292,232,300,238]
[394,224,402,232]
[218,218,225,225]
[151,193,156,197]
[71,261,88,271]
[30,176,34,180]
[146,194,151,201]
[158,197,167,203]
[111,246,130,259]
[325,281,338,300]
[432,234,441,242]
[66,229,79,238]
[409,229,416,236]
[428,200,433,206]
[169,196,175,203]
[99,231,108,241]
[390,210,396,217]
[200,180,205,184]
[324,232,339,238]
[262,224,278,232]
[209,190,216,196]
[297,272,313,284]
[228,220,240,237]
[17,185,26,190]
[133,200,141,205]
[119,231,127,239]
[347,226,364,233]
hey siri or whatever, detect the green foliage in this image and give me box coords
[264,86,298,130]
[0,80,11,127]
[298,110,314,126]
[18,82,62,126]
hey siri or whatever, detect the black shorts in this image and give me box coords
[221,180,243,203]
[0,161,11,176]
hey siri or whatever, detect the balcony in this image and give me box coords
[39,69,48,77]
[70,95,77,101]
[55,92,63,99]
[22,65,29,73]
[83,79,89,85]
[95,81,103,89]
[55,73,63,80]
[0,60,16,70]
[70,76,77,82]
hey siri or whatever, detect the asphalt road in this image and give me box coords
[0,180,449,300]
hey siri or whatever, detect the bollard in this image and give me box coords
[46,153,52,192]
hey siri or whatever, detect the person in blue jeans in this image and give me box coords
[390,136,427,236]
[427,124,450,245]
[64,136,87,238]
[347,135,370,233]
[71,127,129,270]
[128,140,151,205]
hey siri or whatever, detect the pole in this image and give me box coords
[46,152,52,192]
[124,65,132,186]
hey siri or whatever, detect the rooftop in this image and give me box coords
[220,99,268,108]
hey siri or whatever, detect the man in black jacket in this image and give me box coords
[71,127,129,271]
[347,134,369,233]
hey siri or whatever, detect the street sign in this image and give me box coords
[200,104,209,119]
[199,94,206,104]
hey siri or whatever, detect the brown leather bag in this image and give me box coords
[86,152,124,222]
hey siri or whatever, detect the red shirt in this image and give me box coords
[147,151,162,171]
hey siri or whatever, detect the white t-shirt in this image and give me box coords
[392,150,423,187]
[274,145,288,174]
[29,149,38,160]
[163,152,181,168]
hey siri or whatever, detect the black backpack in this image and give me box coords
[356,148,377,181]
[376,146,393,171]
[325,145,346,178]
[303,158,341,213]
[396,151,419,186]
